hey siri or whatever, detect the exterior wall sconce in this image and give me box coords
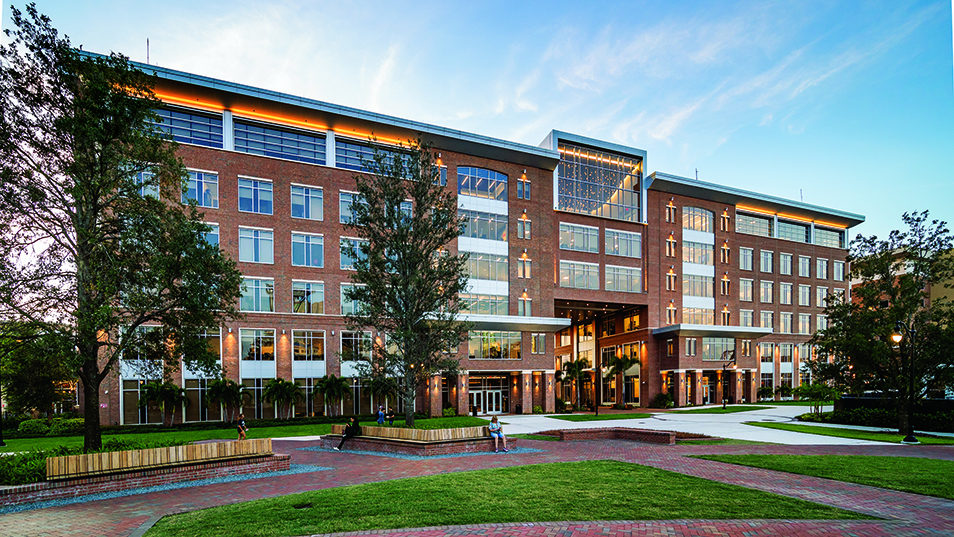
[227,327,232,333]
[282,329,285,334]
[523,169,527,174]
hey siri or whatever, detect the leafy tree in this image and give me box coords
[756,386,775,401]
[774,384,794,399]
[315,374,352,417]
[0,325,75,416]
[810,211,954,436]
[603,352,640,406]
[205,378,248,423]
[793,382,840,418]
[341,138,471,426]
[263,378,303,420]
[0,6,243,450]
[138,381,189,426]
[562,358,591,410]
[368,376,398,410]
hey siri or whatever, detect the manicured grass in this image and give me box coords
[377,416,490,429]
[146,460,868,536]
[547,412,651,422]
[696,454,954,500]
[744,422,954,445]
[752,401,814,406]
[677,438,768,446]
[672,405,764,414]
[510,433,560,442]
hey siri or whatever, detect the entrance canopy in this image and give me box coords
[651,324,773,339]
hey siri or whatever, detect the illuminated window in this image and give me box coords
[558,142,642,223]
[458,166,508,201]
[682,207,714,232]
[517,219,532,239]
[517,258,531,279]
[666,234,677,257]
[559,223,599,253]
[292,281,324,314]
[605,229,641,258]
[739,247,753,271]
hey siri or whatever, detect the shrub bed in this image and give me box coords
[798,408,954,433]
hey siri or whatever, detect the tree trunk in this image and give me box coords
[81,363,102,452]
[404,382,415,428]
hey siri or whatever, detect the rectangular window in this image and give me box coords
[739,279,753,302]
[517,178,531,200]
[682,307,714,325]
[816,286,828,307]
[234,121,326,165]
[720,276,730,296]
[721,308,731,325]
[458,166,508,201]
[152,108,223,148]
[780,312,793,334]
[816,258,829,280]
[739,309,753,327]
[761,373,774,388]
[240,329,275,361]
[817,314,828,331]
[623,312,640,332]
[833,260,845,282]
[799,256,811,277]
[666,304,677,324]
[241,278,274,312]
[799,284,811,306]
[815,227,844,248]
[531,333,545,354]
[517,219,531,239]
[340,284,367,316]
[517,258,532,279]
[605,265,642,293]
[760,250,774,273]
[339,191,366,224]
[605,229,642,258]
[335,139,394,172]
[460,293,508,315]
[777,220,810,243]
[666,235,677,257]
[464,252,509,282]
[559,223,599,253]
[238,228,274,264]
[736,212,773,237]
[702,337,735,361]
[720,243,730,264]
[292,281,324,314]
[559,261,599,290]
[600,318,616,337]
[183,171,219,208]
[760,281,774,303]
[204,223,219,247]
[779,343,794,363]
[798,313,811,335]
[468,331,521,360]
[557,142,642,223]
[666,270,677,291]
[760,311,774,329]
[517,297,531,317]
[779,282,793,305]
[291,186,323,221]
[136,171,158,198]
[779,253,793,275]
[292,330,325,361]
[340,238,368,270]
[341,330,373,361]
[291,233,324,268]
[740,247,753,271]
[741,340,752,357]
[666,203,676,223]
[760,342,774,363]
[682,241,714,265]
[460,210,508,241]
[238,178,273,215]
[682,275,714,298]
[685,338,697,356]
[682,207,714,232]
[666,339,674,356]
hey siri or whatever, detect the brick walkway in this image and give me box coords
[1,438,952,537]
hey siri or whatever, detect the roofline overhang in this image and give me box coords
[458,314,571,333]
[651,324,774,338]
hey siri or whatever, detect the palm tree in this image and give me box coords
[205,378,248,423]
[368,377,398,410]
[139,381,189,426]
[604,353,640,407]
[315,374,352,416]
[263,378,304,419]
[562,358,591,410]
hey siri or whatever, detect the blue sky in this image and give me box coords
[4,1,953,240]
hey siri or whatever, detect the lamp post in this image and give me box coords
[892,321,919,444]
[721,350,737,410]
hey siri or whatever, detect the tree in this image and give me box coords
[811,211,954,436]
[604,352,640,407]
[263,378,303,420]
[793,382,840,418]
[138,381,189,426]
[368,376,398,411]
[0,6,243,450]
[756,386,774,401]
[0,325,75,416]
[315,374,352,417]
[562,358,591,410]
[341,138,471,426]
[205,379,248,423]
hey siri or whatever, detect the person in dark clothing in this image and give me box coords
[236,413,248,440]
[385,407,395,426]
[335,416,360,451]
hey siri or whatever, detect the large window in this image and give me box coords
[736,213,773,237]
[780,312,793,333]
[292,281,324,314]
[799,284,811,306]
[183,171,219,208]
[605,229,641,258]
[740,247,753,271]
[464,252,509,282]
[559,261,599,290]
[682,207,714,232]
[239,228,274,264]
[682,307,714,325]
[702,337,734,361]
[457,166,508,201]
[240,329,275,361]
[291,186,323,221]
[335,139,395,172]
[557,142,642,223]
[341,331,372,361]
[468,331,521,360]
[459,293,508,315]
[816,258,829,279]
[241,278,274,312]
[799,256,811,277]
[340,238,368,270]
[739,279,753,302]
[292,233,324,268]
[152,108,223,148]
[780,253,793,275]
[340,284,367,316]
[238,178,273,214]
[780,282,793,305]
[760,281,774,303]
[816,286,828,307]
[459,210,508,241]
[740,309,753,327]
[760,311,774,329]
[777,220,809,243]
[293,330,325,361]
[760,250,774,273]
[683,275,713,298]
[234,121,326,165]
[339,192,366,224]
[205,224,219,247]
[815,227,844,248]
[605,265,642,293]
[833,260,845,282]
[559,223,599,253]
[682,241,714,265]
[799,313,811,335]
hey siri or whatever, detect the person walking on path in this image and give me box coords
[236,413,248,441]
[488,415,508,453]
[335,416,360,451]
[386,407,395,425]
[377,406,385,425]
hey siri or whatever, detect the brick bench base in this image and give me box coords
[321,435,518,456]
[0,453,290,508]
[556,427,675,444]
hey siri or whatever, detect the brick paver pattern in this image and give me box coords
[1,438,952,537]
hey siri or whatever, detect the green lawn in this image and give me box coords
[752,401,815,406]
[547,412,652,422]
[510,433,561,442]
[145,460,868,537]
[744,422,954,445]
[672,405,764,414]
[677,438,768,446]
[696,454,954,500]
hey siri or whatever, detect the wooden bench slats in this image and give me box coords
[330,424,490,441]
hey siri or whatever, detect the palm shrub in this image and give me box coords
[793,382,840,417]
[263,378,303,419]
[604,352,640,407]
[315,374,352,417]
[562,358,591,410]
[139,381,189,426]
[757,386,775,401]
[205,378,248,423]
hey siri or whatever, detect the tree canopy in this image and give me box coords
[0,5,243,450]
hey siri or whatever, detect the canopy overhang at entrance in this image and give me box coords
[457,314,572,333]
[651,324,773,339]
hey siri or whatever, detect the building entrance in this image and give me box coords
[469,390,504,414]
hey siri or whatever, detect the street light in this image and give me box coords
[721,350,737,410]
[893,321,919,444]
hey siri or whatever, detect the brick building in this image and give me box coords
[91,61,864,425]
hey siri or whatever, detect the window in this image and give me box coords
[780,282,793,305]
[833,260,845,282]
[335,139,394,172]
[460,210,508,241]
[517,297,531,316]
[816,286,828,307]
[760,250,773,273]
[339,192,366,224]
[685,338,697,356]
[739,279,753,302]
[798,313,811,335]
[666,339,674,356]
[291,186,323,221]
[240,329,275,361]
[460,293,508,315]
[204,224,219,247]
[798,256,811,277]
[740,247,753,271]
[780,253,793,275]
[517,258,531,279]
[183,171,219,208]
[666,235,677,257]
[292,233,324,268]
[736,212,773,237]
[721,307,730,325]
[683,275,714,298]
[559,223,599,253]
[605,229,641,258]
[682,241,714,265]
[241,278,274,312]
[721,274,731,296]
[666,202,676,223]
[779,343,793,363]
[152,108,223,148]
[531,333,545,354]
[666,303,677,324]
[666,269,677,291]
[682,207,714,232]
[760,310,774,329]
[234,121,326,165]
[465,252,509,282]
[341,330,372,361]
[683,307,714,325]
[557,142,642,223]
[741,340,752,357]
[517,177,531,200]
[720,242,730,264]
[605,265,642,293]
[780,312,793,334]
[340,284,367,316]
[799,284,811,306]
[817,314,828,331]
[292,281,324,314]
[136,171,158,198]
[458,166,508,201]
[559,261,599,290]
[516,219,531,239]
[816,258,829,280]
[238,228,274,264]
[293,330,325,361]
[740,309,753,327]
[340,238,368,270]
[578,323,594,342]
[760,281,774,303]
[815,227,844,248]
[623,312,640,332]
[558,329,572,347]
[702,337,734,361]
[601,318,616,337]
[720,211,730,231]
[468,331,521,360]
[777,220,810,243]
[760,342,774,363]
[238,178,273,214]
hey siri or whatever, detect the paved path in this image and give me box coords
[1,432,952,537]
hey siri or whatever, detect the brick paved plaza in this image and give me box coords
[1,434,952,537]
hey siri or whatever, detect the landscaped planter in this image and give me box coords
[330,424,490,441]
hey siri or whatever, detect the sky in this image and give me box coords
[3,1,953,241]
